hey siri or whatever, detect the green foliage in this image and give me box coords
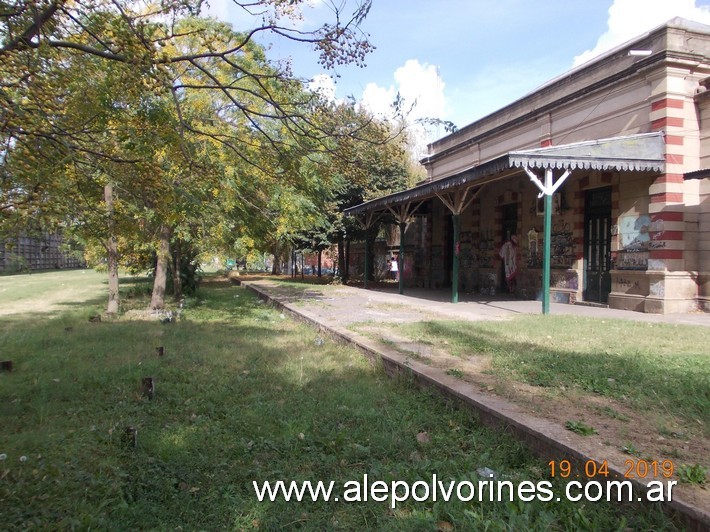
[2,252,28,274]
[622,443,641,456]
[564,420,597,436]
[446,368,465,379]
[1,0,392,307]
[678,464,707,485]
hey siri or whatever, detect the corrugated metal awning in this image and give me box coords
[684,168,710,180]
[345,132,665,216]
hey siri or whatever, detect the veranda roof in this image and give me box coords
[344,132,666,216]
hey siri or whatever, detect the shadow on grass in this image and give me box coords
[0,282,684,530]
[410,320,710,431]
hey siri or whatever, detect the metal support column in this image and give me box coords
[364,229,370,289]
[398,221,405,295]
[452,213,460,303]
[524,167,571,315]
[436,186,483,304]
[387,201,424,296]
[542,191,552,315]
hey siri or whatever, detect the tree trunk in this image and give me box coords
[104,183,120,315]
[366,223,379,282]
[344,238,351,281]
[317,249,322,277]
[337,236,345,282]
[172,239,182,301]
[150,224,171,310]
[271,243,283,274]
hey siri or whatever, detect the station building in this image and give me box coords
[347,18,710,313]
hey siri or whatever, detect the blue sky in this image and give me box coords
[208,0,710,145]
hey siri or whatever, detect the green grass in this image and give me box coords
[0,269,106,314]
[0,273,682,529]
[396,318,710,434]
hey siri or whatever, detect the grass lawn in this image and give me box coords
[0,271,683,529]
[394,318,710,437]
[0,269,106,316]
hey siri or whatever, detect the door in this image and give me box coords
[584,187,612,303]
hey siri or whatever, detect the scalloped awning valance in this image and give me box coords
[345,132,665,216]
[508,132,666,172]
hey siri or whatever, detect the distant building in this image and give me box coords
[0,233,85,272]
[347,18,710,313]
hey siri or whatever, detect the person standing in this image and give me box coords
[390,255,399,281]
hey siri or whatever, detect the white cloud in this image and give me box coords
[573,0,710,66]
[204,0,231,22]
[204,0,317,29]
[359,60,448,153]
[360,82,396,117]
[361,59,446,121]
[308,73,337,101]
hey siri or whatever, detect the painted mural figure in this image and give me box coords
[619,214,651,251]
[499,236,518,293]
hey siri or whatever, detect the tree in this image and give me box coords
[1,0,374,173]
[309,101,411,283]
[1,1,378,312]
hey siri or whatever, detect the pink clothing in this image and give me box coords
[499,241,517,282]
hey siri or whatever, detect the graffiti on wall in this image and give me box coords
[616,214,661,270]
[619,214,651,251]
[526,228,542,268]
[616,276,641,291]
[478,229,495,250]
[480,272,497,295]
[476,228,495,269]
[615,252,649,270]
[459,246,475,269]
[550,221,575,269]
[550,270,579,291]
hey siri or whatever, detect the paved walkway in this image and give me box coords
[241,277,710,529]
[246,279,710,328]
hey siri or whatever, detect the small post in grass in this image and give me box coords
[141,377,155,400]
[124,426,138,448]
[1,360,13,372]
[156,346,165,357]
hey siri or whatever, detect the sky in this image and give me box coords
[206,0,710,151]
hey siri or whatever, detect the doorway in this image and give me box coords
[500,203,518,291]
[583,187,612,303]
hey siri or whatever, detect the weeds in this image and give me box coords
[622,443,641,456]
[678,464,707,486]
[565,420,597,436]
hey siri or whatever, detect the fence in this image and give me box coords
[0,233,85,272]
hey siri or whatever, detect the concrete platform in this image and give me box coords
[241,279,710,530]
